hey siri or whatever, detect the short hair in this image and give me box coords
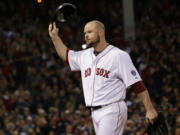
[85,20,105,31]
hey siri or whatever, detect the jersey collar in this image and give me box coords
[91,45,113,62]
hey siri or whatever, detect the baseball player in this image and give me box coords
[48,20,158,135]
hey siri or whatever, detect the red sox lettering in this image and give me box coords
[96,68,110,78]
[85,68,91,77]
[85,68,110,78]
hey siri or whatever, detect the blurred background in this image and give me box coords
[0,0,179,135]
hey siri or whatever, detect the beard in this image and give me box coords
[86,35,100,47]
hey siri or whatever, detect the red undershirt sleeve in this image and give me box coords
[131,81,146,94]
[66,48,69,64]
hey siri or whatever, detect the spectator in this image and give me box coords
[0,0,179,134]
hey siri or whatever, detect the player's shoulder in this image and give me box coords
[110,45,129,57]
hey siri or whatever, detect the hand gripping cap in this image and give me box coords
[55,3,77,23]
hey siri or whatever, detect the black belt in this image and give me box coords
[87,106,102,111]
[87,100,124,111]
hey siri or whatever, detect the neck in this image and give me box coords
[94,40,108,52]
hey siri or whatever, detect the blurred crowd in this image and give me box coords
[0,0,179,135]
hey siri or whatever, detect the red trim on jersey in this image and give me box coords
[91,66,96,106]
[132,81,146,94]
[114,102,121,135]
[91,47,114,106]
[66,48,69,64]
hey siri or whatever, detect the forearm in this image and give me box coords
[49,22,68,62]
[138,90,155,111]
[51,36,67,62]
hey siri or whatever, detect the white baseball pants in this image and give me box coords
[91,101,127,135]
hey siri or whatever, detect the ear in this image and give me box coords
[99,29,104,37]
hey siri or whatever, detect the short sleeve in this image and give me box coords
[68,50,81,71]
[118,52,142,88]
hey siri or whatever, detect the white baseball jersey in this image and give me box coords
[68,45,141,107]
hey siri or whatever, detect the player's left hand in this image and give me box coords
[146,109,158,124]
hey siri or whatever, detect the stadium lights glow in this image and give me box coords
[82,44,87,49]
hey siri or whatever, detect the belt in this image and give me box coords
[87,106,102,111]
[87,100,124,111]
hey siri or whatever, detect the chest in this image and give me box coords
[81,53,117,79]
